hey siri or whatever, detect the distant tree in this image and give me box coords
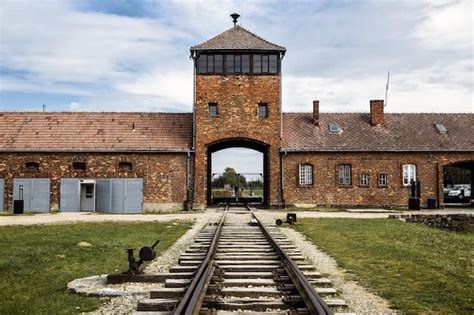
[212,167,247,188]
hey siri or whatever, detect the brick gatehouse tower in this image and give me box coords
[190,16,286,208]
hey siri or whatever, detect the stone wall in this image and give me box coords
[282,151,474,208]
[193,74,282,208]
[0,152,189,212]
[396,214,474,231]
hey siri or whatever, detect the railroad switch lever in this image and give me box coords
[123,240,160,275]
[275,213,297,226]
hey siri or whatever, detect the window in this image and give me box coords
[225,54,234,73]
[338,164,351,185]
[378,173,387,187]
[72,162,86,172]
[299,164,313,186]
[208,103,218,118]
[402,164,416,186]
[359,173,369,186]
[435,123,447,134]
[242,55,250,73]
[258,103,268,118]
[207,55,214,73]
[25,162,39,172]
[197,54,279,74]
[269,55,278,73]
[198,54,207,73]
[253,54,262,73]
[329,122,341,133]
[119,162,133,171]
[85,185,93,198]
[214,54,223,73]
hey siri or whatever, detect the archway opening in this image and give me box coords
[443,161,473,206]
[207,139,268,206]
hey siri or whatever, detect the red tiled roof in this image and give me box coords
[282,112,474,152]
[0,112,192,152]
[191,25,286,51]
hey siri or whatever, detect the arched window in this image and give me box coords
[25,162,40,172]
[118,162,133,171]
[72,162,86,172]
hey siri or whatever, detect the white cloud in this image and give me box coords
[0,0,472,113]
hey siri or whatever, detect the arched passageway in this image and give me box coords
[206,138,269,205]
[443,161,473,206]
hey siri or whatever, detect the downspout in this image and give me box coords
[280,149,287,208]
[436,161,440,209]
[186,150,191,210]
[191,50,197,210]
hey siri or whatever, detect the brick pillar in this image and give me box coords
[313,100,319,126]
[370,100,384,126]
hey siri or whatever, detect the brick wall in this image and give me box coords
[0,152,189,212]
[194,74,282,208]
[282,151,474,207]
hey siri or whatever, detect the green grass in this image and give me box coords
[0,221,193,314]
[294,219,473,314]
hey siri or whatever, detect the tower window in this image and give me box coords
[207,55,214,73]
[269,55,278,73]
[198,54,207,73]
[225,54,235,73]
[253,54,262,73]
[258,103,268,118]
[209,103,218,118]
[359,173,369,186]
[378,173,388,187]
[242,55,250,73]
[214,54,223,73]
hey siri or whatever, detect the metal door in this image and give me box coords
[124,179,143,213]
[96,179,111,212]
[13,179,50,212]
[111,179,125,213]
[0,179,4,211]
[60,179,80,212]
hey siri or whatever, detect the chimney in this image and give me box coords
[313,100,320,126]
[370,100,384,126]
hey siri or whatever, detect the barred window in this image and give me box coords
[72,162,86,172]
[258,103,268,118]
[25,162,39,172]
[402,164,416,186]
[359,173,369,186]
[338,164,351,185]
[209,103,218,118]
[118,162,133,171]
[299,164,313,186]
[378,173,387,187]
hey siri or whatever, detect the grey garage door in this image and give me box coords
[96,179,143,214]
[0,178,4,211]
[13,178,51,212]
[60,179,80,212]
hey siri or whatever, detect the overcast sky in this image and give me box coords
[0,0,472,114]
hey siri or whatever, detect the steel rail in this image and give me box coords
[247,205,333,315]
[173,204,228,315]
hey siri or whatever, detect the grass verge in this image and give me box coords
[0,221,193,314]
[294,218,473,314]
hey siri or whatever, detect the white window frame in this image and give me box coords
[338,164,351,185]
[402,164,416,186]
[378,173,387,187]
[299,164,313,186]
[359,173,369,186]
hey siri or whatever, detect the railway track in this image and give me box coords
[134,205,348,314]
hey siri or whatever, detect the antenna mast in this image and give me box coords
[384,71,390,107]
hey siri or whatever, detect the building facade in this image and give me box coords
[1,22,473,212]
